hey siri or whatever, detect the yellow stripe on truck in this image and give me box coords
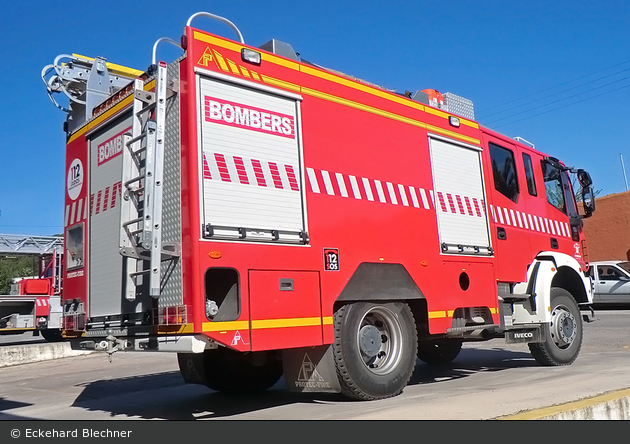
[201,316,334,332]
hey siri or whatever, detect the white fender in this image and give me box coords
[512,251,591,324]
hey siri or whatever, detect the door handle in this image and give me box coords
[550,238,558,249]
[497,227,507,240]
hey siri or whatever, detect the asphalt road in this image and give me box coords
[1,309,629,420]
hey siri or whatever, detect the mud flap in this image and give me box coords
[505,326,545,344]
[282,345,341,393]
[177,353,207,385]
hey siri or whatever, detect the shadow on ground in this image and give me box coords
[68,346,535,420]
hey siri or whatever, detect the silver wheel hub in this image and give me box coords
[359,325,382,358]
[356,306,403,375]
[550,305,577,348]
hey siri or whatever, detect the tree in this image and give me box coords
[0,257,38,295]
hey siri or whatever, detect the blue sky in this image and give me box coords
[1,0,629,236]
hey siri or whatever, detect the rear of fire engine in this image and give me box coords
[43,12,597,400]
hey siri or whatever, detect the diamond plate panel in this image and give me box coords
[159,58,184,308]
[444,92,475,120]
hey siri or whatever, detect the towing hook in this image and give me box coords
[102,331,131,362]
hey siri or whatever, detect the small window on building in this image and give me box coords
[541,160,566,214]
[522,153,537,196]
[66,223,84,271]
[489,143,519,203]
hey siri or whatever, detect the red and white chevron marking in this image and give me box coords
[64,181,122,227]
[306,167,489,219]
[36,298,49,307]
[202,152,300,191]
[489,205,571,238]
[305,168,572,239]
[306,167,435,210]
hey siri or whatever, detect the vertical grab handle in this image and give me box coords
[186,11,245,44]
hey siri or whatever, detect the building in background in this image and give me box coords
[581,191,630,262]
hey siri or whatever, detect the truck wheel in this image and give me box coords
[332,301,417,400]
[178,347,283,393]
[528,287,583,366]
[417,339,462,365]
[41,329,63,342]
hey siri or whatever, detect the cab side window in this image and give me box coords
[541,160,566,214]
[522,153,537,196]
[489,143,519,203]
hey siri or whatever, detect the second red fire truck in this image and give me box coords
[42,11,596,400]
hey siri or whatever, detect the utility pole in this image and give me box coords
[621,153,629,192]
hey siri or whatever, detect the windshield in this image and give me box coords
[618,262,630,274]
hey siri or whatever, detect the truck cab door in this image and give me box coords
[481,134,532,282]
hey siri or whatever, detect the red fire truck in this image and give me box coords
[43,11,596,400]
[0,242,64,341]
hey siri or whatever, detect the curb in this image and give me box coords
[496,387,630,420]
[0,342,94,368]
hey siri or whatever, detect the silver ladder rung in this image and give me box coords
[122,217,143,228]
[125,131,149,148]
[129,269,150,278]
[135,101,156,116]
[124,175,145,189]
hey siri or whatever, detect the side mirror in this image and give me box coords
[581,186,595,218]
[577,169,593,187]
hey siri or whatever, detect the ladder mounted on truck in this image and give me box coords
[119,62,180,299]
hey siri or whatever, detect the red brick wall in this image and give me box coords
[581,191,630,262]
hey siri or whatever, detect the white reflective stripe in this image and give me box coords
[349,175,361,199]
[529,214,537,231]
[374,180,386,203]
[64,205,70,227]
[419,188,430,209]
[76,199,83,223]
[83,197,89,220]
[503,208,511,226]
[515,210,523,228]
[539,216,546,233]
[521,212,529,229]
[362,177,374,201]
[429,190,435,207]
[555,220,562,237]
[335,172,348,197]
[496,206,505,224]
[386,182,398,205]
[398,184,409,206]
[565,222,571,238]
[225,156,240,184]
[489,205,497,223]
[70,201,76,225]
[306,168,320,193]
[408,186,420,208]
[558,221,567,237]
[321,170,334,195]
[509,209,517,226]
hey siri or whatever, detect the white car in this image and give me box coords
[588,261,630,305]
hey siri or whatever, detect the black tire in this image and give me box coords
[41,329,63,342]
[332,301,417,400]
[178,347,283,393]
[417,339,462,365]
[528,287,583,366]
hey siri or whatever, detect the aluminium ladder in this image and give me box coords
[119,62,177,299]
